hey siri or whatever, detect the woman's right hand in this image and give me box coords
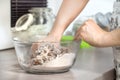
[31,34,61,52]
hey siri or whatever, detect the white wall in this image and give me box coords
[48,0,116,32]
[80,0,115,16]
[48,0,115,16]
[0,0,13,50]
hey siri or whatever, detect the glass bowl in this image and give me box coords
[13,40,79,73]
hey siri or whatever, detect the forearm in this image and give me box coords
[101,28,120,47]
[49,0,89,40]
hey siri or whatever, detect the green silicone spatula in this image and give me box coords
[61,35,91,48]
[61,35,74,41]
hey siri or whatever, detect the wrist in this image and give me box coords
[98,31,112,47]
[48,33,62,42]
[48,23,67,42]
[108,30,120,46]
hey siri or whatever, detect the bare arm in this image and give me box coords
[104,28,120,47]
[74,19,120,47]
[32,0,89,50]
[49,0,89,41]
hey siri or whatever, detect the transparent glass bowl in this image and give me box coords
[13,40,79,73]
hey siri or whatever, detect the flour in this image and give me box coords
[40,53,75,67]
[30,42,76,69]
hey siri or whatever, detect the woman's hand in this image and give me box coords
[74,19,109,47]
[31,34,61,52]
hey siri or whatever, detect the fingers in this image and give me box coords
[31,36,61,53]
[74,22,87,41]
[74,19,107,47]
[74,29,81,41]
[31,42,38,52]
[31,37,47,52]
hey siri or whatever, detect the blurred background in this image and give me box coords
[0,0,115,50]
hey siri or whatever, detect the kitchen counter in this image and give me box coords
[0,47,115,80]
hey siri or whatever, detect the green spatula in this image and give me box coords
[61,36,91,48]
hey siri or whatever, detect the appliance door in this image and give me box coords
[0,0,13,50]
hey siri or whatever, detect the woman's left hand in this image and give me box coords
[74,19,109,47]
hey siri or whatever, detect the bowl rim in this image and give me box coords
[13,39,77,44]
